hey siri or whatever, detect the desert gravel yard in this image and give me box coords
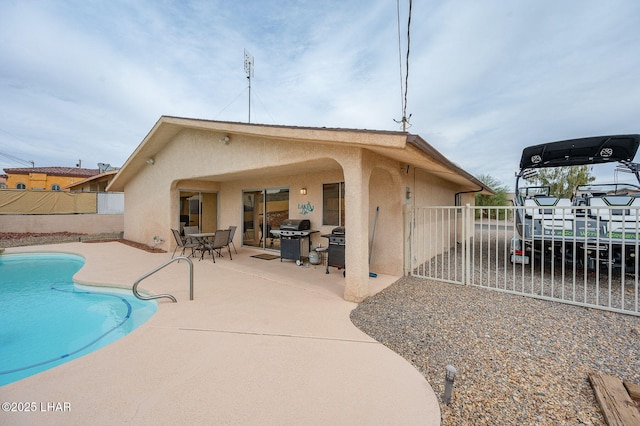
[351,276,640,425]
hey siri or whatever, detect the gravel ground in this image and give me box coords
[351,276,640,425]
[0,232,121,247]
[0,232,164,252]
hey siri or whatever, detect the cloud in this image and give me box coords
[0,0,639,191]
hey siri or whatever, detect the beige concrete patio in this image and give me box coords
[1,242,440,425]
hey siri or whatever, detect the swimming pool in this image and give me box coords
[0,252,157,386]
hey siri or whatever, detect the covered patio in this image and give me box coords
[107,116,490,303]
[2,242,440,424]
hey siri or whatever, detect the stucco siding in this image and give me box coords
[412,166,468,207]
[114,117,486,301]
[369,166,404,277]
[123,161,174,247]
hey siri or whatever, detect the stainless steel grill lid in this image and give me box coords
[331,226,345,236]
[280,219,311,231]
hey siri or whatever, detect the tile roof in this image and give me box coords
[3,167,100,177]
[64,170,118,189]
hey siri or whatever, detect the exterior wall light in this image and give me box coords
[443,365,457,405]
[146,158,155,165]
[300,188,307,195]
[219,136,230,144]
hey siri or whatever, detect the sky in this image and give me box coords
[1,0,639,190]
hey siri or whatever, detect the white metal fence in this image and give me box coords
[408,205,640,316]
[97,192,124,214]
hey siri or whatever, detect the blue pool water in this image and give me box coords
[0,253,157,386]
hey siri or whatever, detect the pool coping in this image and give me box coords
[1,242,440,425]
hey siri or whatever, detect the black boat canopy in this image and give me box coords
[519,135,640,170]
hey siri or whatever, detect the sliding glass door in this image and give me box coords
[242,187,289,250]
[179,191,217,233]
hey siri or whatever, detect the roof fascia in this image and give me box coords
[161,116,408,147]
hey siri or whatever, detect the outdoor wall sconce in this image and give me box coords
[219,135,230,144]
[300,188,307,195]
[146,158,155,165]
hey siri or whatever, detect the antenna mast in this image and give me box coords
[244,49,254,123]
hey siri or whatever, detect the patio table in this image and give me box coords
[186,232,216,259]
[187,232,216,239]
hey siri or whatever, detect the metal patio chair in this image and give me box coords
[227,225,238,254]
[171,229,199,258]
[201,229,232,263]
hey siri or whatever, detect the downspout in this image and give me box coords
[454,187,484,206]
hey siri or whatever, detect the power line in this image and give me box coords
[396,0,404,120]
[0,128,36,167]
[394,0,412,131]
[404,0,412,123]
[0,150,34,167]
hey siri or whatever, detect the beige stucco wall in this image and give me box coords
[122,128,409,299]
[120,125,477,301]
[0,214,123,234]
[404,167,478,271]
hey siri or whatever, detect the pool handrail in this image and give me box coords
[132,256,194,302]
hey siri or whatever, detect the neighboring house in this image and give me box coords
[3,167,100,191]
[65,169,119,192]
[108,116,493,302]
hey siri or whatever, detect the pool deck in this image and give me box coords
[1,242,440,425]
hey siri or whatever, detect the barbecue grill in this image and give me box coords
[275,219,318,265]
[323,226,345,275]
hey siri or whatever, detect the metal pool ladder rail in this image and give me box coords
[133,256,194,302]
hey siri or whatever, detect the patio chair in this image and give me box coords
[183,226,200,238]
[181,226,201,252]
[171,229,199,258]
[201,229,232,263]
[227,225,238,254]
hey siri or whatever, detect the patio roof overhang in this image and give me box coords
[64,169,119,190]
[108,116,493,194]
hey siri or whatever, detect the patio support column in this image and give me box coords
[342,150,373,302]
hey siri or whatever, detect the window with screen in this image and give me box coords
[323,182,345,226]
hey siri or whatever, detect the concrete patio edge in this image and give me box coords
[1,242,441,425]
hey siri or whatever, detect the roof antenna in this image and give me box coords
[244,49,254,123]
[394,0,412,132]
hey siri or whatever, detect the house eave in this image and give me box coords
[108,116,409,192]
[108,115,492,195]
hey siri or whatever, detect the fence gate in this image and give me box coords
[408,205,639,316]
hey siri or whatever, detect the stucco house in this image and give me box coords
[108,116,491,302]
[3,166,99,190]
[65,169,119,192]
